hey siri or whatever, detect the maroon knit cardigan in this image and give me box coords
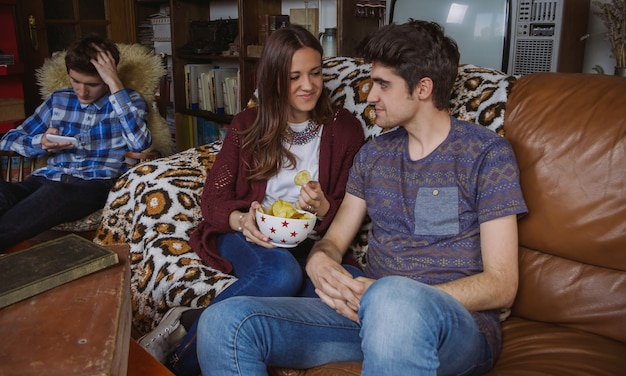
[190,107,365,273]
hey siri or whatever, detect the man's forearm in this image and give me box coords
[308,238,345,265]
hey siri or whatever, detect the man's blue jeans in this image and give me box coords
[197,276,494,376]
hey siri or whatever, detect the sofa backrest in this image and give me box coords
[504,73,626,344]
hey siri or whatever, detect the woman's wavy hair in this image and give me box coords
[64,33,120,76]
[242,24,334,181]
[360,19,459,110]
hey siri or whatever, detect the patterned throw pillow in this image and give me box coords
[450,64,517,135]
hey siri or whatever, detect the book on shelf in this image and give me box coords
[198,70,215,112]
[184,63,213,110]
[184,115,195,148]
[194,66,239,115]
[0,153,33,183]
[0,234,119,308]
[195,117,221,146]
[222,75,239,116]
[212,67,238,115]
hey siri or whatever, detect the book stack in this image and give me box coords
[136,19,153,50]
[181,115,224,148]
[184,63,212,110]
[195,118,220,146]
[185,64,239,115]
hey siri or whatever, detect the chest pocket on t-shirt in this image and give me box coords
[414,187,459,236]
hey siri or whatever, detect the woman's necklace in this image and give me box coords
[285,119,321,145]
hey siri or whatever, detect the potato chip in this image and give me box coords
[294,170,311,186]
[265,199,314,219]
[269,199,298,218]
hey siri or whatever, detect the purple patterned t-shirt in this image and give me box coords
[346,116,527,358]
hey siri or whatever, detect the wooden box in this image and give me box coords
[0,244,131,375]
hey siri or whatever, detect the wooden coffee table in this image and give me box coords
[0,244,131,375]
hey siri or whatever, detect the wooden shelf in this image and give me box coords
[176,53,239,62]
[179,108,234,123]
[135,0,380,152]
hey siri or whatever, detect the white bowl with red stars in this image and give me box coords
[255,208,316,248]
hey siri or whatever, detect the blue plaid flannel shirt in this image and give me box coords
[0,88,151,181]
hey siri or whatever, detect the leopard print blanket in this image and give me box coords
[95,57,516,333]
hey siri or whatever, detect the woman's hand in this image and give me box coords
[232,201,275,248]
[296,181,330,217]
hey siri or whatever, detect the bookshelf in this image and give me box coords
[133,0,380,152]
[0,0,25,135]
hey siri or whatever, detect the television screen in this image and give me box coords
[390,0,510,72]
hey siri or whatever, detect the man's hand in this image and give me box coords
[316,270,374,322]
[307,248,374,322]
[304,193,370,321]
[41,129,72,152]
[90,44,124,93]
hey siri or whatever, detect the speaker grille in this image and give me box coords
[512,39,554,75]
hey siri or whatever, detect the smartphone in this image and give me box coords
[47,134,79,147]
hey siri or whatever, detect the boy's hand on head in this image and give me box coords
[90,44,124,93]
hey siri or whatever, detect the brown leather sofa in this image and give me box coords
[269,73,626,375]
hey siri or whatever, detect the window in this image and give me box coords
[42,0,109,53]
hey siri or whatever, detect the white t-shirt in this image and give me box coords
[262,120,323,209]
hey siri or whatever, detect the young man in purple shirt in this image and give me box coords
[195,20,527,375]
[0,34,151,251]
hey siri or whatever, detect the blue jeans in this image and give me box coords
[197,276,494,376]
[168,233,362,375]
[0,175,113,251]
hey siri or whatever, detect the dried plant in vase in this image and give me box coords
[593,0,626,71]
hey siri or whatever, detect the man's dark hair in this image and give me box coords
[361,19,460,110]
[64,34,120,76]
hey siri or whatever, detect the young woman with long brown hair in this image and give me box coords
[139,25,364,375]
